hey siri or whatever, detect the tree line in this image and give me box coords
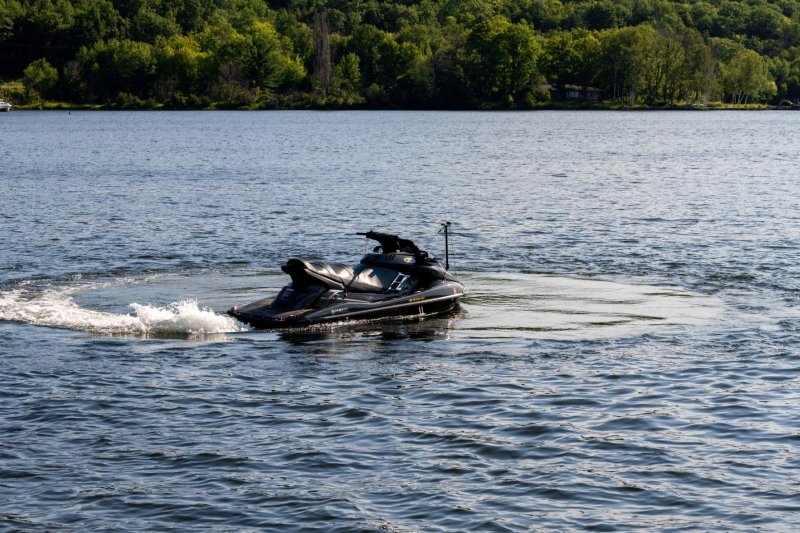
[2,0,800,109]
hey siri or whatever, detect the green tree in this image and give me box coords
[771,48,800,102]
[197,13,250,90]
[26,0,75,37]
[78,39,155,100]
[153,34,208,102]
[440,0,502,26]
[8,0,75,73]
[23,57,59,103]
[517,0,565,32]
[684,36,718,105]
[0,0,23,40]
[721,48,776,103]
[713,1,749,38]
[746,4,785,42]
[596,25,652,103]
[681,2,717,36]
[572,0,632,30]
[275,10,313,67]
[637,27,688,105]
[708,36,744,63]
[160,0,213,33]
[328,52,364,105]
[348,24,389,91]
[541,29,600,88]
[131,7,181,42]
[246,20,305,93]
[466,15,541,107]
[429,17,472,107]
[71,0,123,45]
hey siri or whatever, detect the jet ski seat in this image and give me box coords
[282,259,355,290]
[347,265,401,293]
[282,258,405,294]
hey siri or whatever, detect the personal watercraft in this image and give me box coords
[228,230,467,329]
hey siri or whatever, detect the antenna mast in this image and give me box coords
[440,221,451,270]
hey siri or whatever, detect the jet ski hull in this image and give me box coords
[229,280,466,329]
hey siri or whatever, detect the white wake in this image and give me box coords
[0,286,246,337]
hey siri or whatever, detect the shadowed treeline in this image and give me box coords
[2,0,799,109]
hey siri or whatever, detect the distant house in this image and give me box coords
[544,84,602,101]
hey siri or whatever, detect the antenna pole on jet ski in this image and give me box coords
[440,221,451,270]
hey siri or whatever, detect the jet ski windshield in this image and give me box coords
[357,231,422,255]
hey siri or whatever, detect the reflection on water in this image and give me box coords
[458,272,722,340]
[270,316,461,345]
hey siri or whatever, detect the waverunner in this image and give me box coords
[228,229,467,329]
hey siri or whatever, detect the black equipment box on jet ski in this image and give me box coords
[228,230,467,328]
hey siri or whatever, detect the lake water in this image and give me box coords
[1,110,799,531]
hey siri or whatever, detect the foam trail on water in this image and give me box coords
[130,300,245,336]
[0,287,246,336]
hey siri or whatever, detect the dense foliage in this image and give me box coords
[2,0,800,108]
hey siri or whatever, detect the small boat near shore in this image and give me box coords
[0,99,11,112]
[229,228,467,328]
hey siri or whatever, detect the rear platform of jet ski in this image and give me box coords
[228,230,467,329]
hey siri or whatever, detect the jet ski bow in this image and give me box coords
[228,230,467,328]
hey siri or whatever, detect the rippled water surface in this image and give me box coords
[1,110,799,531]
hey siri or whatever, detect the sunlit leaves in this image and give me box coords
[77,38,155,99]
[541,29,600,87]
[23,57,58,101]
[5,0,800,107]
[466,15,541,106]
[721,48,776,103]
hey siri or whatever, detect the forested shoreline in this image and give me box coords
[2,0,800,109]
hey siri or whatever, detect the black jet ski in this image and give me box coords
[228,230,467,329]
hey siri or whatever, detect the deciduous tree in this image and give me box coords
[23,57,59,103]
